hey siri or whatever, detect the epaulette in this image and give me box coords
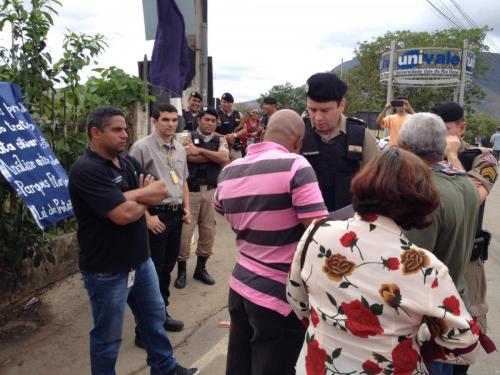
[346,116,366,127]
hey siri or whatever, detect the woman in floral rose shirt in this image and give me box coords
[287,148,480,375]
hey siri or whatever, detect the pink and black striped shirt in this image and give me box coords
[214,142,328,316]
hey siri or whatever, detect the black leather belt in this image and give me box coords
[188,184,216,192]
[153,203,182,212]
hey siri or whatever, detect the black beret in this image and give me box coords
[263,96,277,105]
[431,101,464,123]
[221,92,234,102]
[306,72,347,102]
[189,91,202,101]
[197,106,219,119]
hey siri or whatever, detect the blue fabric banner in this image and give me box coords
[0,82,74,229]
[150,0,190,95]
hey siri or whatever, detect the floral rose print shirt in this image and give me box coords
[287,214,479,375]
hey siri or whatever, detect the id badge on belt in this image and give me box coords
[127,269,136,288]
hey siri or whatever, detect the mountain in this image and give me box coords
[332,52,500,118]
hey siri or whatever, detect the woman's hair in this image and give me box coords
[351,147,439,230]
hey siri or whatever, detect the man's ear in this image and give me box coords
[90,126,101,140]
[338,98,346,112]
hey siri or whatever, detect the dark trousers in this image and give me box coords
[226,289,306,375]
[149,207,183,306]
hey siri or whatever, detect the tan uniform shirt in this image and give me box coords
[129,131,188,205]
[315,114,380,167]
[460,140,498,192]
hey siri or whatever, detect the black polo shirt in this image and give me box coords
[68,148,150,273]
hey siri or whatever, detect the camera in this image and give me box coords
[391,100,404,108]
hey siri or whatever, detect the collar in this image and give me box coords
[196,128,214,142]
[352,213,403,236]
[246,141,289,155]
[153,131,176,149]
[85,146,124,168]
[315,113,347,142]
[431,161,467,175]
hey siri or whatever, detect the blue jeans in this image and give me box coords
[82,258,176,375]
[428,362,453,375]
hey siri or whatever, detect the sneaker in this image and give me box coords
[165,364,198,375]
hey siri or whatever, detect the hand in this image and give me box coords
[403,100,414,114]
[185,144,201,156]
[183,208,192,224]
[225,133,236,144]
[143,179,168,200]
[384,103,391,111]
[146,214,166,234]
[445,135,461,158]
[138,173,155,188]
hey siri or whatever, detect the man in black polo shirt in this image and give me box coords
[68,106,196,375]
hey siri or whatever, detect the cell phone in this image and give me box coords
[391,100,404,108]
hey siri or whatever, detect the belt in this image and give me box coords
[188,184,216,192]
[153,203,182,212]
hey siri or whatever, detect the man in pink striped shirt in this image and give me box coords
[214,109,328,375]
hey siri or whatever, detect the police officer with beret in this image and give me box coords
[301,72,380,212]
[216,92,242,160]
[183,91,203,132]
[431,102,498,375]
[260,96,278,128]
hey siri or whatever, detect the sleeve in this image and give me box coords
[417,261,480,365]
[69,165,126,218]
[468,151,498,192]
[218,136,230,153]
[286,222,316,323]
[381,116,391,129]
[290,157,328,219]
[213,186,224,214]
[361,128,381,168]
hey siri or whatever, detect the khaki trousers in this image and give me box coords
[178,187,216,261]
[464,259,489,333]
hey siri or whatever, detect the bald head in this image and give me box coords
[263,109,305,153]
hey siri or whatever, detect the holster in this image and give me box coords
[470,230,491,261]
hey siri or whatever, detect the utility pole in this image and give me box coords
[458,39,468,107]
[195,0,208,104]
[384,40,396,137]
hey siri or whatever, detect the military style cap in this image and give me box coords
[306,72,347,102]
[189,91,202,101]
[431,101,464,123]
[263,96,277,105]
[221,92,234,102]
[197,106,219,119]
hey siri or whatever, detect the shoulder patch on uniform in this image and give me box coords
[480,165,497,183]
[480,152,498,166]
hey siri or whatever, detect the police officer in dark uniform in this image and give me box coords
[301,72,380,212]
[431,101,498,375]
[183,91,203,131]
[216,92,242,160]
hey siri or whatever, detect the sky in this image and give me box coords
[1,0,499,103]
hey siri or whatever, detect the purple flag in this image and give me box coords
[150,0,190,95]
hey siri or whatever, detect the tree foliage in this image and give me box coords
[258,82,306,114]
[464,113,500,144]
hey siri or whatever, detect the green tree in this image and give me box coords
[464,113,500,145]
[342,27,492,116]
[259,82,306,114]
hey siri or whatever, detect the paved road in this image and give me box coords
[1,182,500,374]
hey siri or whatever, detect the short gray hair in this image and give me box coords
[398,113,447,162]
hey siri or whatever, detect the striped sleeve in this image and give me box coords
[290,156,328,219]
[213,187,224,214]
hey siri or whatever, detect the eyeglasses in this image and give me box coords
[250,111,259,115]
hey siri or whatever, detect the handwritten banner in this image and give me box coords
[0,82,74,229]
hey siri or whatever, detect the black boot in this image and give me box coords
[164,310,184,332]
[174,261,187,289]
[193,256,215,285]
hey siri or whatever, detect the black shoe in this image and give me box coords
[174,270,186,289]
[193,269,215,285]
[165,364,198,375]
[134,334,145,349]
[164,316,184,332]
